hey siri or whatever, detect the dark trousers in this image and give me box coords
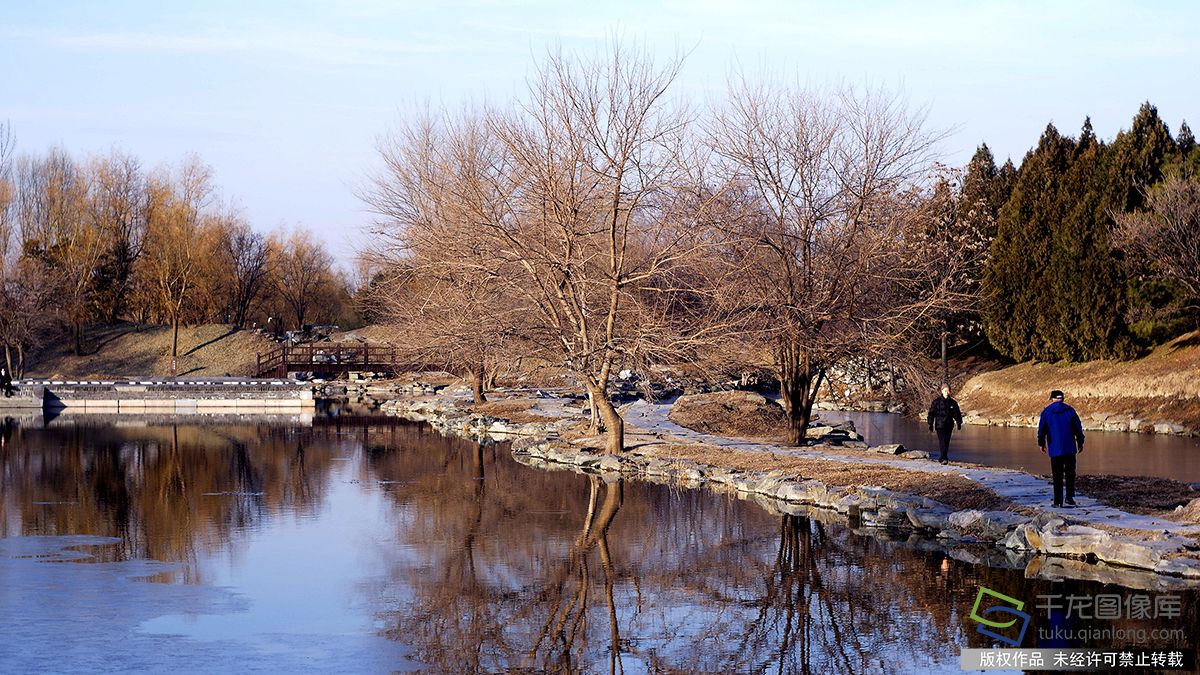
[935,425,953,460]
[1050,453,1076,504]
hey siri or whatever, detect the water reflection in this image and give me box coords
[0,417,1196,673]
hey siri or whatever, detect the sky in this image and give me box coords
[2,0,1198,265]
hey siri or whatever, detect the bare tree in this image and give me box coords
[1115,174,1200,323]
[272,229,334,330]
[0,122,15,262]
[141,156,217,364]
[13,147,104,355]
[365,110,532,403]
[88,150,149,323]
[708,80,957,443]
[0,258,61,376]
[220,216,271,328]
[477,44,726,454]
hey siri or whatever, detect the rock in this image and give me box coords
[899,450,929,460]
[1038,524,1108,558]
[1154,422,1188,435]
[948,509,1029,540]
[1002,523,1041,551]
[871,443,907,455]
[510,437,551,455]
[1154,557,1200,579]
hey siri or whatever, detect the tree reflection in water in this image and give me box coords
[0,420,338,580]
[2,418,1193,672]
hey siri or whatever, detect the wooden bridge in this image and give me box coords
[255,342,401,378]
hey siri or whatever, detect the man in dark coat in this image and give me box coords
[1038,390,1085,507]
[927,384,963,465]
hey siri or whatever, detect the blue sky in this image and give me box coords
[3,1,1198,263]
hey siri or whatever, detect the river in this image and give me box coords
[821,410,1200,484]
[0,416,1196,673]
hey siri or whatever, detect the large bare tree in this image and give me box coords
[13,147,105,355]
[708,80,959,443]
[365,111,534,403]
[141,156,217,364]
[473,45,724,453]
[273,229,334,330]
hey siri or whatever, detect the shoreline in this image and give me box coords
[381,392,1200,590]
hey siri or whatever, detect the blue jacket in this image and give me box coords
[1037,401,1084,457]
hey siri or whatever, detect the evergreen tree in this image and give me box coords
[983,124,1076,361]
[1171,121,1200,177]
[951,144,1014,353]
[1107,102,1176,212]
[1050,119,1133,360]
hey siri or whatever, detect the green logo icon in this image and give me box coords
[970,586,1031,646]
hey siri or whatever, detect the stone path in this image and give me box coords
[623,400,1200,535]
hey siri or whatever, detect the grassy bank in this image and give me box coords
[957,331,1200,433]
[25,323,279,379]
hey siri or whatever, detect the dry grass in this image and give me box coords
[26,323,278,378]
[958,331,1200,429]
[1072,475,1200,516]
[667,390,788,439]
[633,441,1012,511]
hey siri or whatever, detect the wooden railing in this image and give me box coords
[256,343,399,377]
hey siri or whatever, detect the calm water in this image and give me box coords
[0,415,1197,673]
[822,411,1200,483]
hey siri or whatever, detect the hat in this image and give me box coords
[1049,390,1064,400]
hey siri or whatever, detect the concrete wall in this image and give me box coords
[0,379,316,414]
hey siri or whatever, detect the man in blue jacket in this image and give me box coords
[1038,390,1085,507]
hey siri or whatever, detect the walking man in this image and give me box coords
[927,383,963,465]
[1038,390,1085,507]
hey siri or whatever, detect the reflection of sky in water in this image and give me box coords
[0,421,1195,673]
[0,466,416,673]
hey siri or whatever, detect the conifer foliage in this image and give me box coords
[981,103,1187,362]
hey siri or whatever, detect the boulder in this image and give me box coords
[871,443,907,455]
[948,509,1029,541]
[1154,557,1200,579]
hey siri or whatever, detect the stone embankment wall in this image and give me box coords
[383,395,1200,589]
[0,379,315,413]
[962,410,1194,436]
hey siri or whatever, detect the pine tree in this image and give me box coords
[983,124,1076,361]
[1050,118,1132,360]
[1107,102,1176,211]
[1173,121,1199,177]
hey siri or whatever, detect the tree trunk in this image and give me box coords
[3,343,11,376]
[471,360,487,404]
[587,391,600,433]
[941,328,949,385]
[172,315,180,358]
[777,342,826,446]
[587,381,624,454]
[73,320,84,356]
[17,344,24,379]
